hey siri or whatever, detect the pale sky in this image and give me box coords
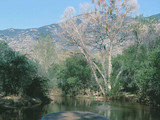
[0,0,159,30]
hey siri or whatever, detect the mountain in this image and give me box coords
[0,13,159,55]
[0,23,61,53]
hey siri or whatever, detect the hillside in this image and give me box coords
[0,24,61,52]
[0,13,159,55]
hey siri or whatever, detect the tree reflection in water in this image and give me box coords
[0,96,160,120]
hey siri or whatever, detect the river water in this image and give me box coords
[0,96,160,120]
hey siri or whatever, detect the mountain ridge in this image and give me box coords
[0,13,159,54]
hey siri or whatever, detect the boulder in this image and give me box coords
[41,111,109,120]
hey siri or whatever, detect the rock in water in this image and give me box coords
[41,111,109,120]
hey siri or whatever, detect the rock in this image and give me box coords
[41,111,109,120]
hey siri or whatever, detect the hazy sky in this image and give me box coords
[0,0,159,30]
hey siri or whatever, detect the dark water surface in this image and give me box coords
[0,96,160,120]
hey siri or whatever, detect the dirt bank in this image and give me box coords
[0,96,42,109]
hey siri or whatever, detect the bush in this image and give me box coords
[136,46,160,105]
[0,41,49,101]
[112,45,147,93]
[111,37,160,106]
[57,54,92,96]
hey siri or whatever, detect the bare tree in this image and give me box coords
[58,6,106,95]
[57,0,138,95]
[88,0,138,90]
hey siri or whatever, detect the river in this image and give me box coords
[0,96,160,120]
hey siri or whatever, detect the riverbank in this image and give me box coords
[1,95,159,120]
[0,95,42,109]
[49,89,159,108]
[78,93,139,103]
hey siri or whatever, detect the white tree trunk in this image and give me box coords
[107,41,113,90]
[79,47,106,95]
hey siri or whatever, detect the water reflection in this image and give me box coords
[0,96,159,120]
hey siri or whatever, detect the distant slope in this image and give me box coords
[0,13,159,55]
[0,23,61,52]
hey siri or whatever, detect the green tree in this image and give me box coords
[57,54,92,96]
[112,45,147,94]
[0,41,49,101]
[0,40,15,94]
[111,37,160,106]
[32,33,56,73]
[136,43,160,105]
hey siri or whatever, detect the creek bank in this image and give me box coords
[0,95,46,109]
[50,90,159,107]
[84,93,159,107]
[50,93,139,103]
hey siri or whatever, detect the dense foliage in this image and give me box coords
[111,45,147,93]
[136,43,160,105]
[111,37,160,105]
[57,54,96,96]
[0,40,49,101]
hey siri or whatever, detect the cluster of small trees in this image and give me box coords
[56,54,98,96]
[112,37,160,105]
[0,40,49,101]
